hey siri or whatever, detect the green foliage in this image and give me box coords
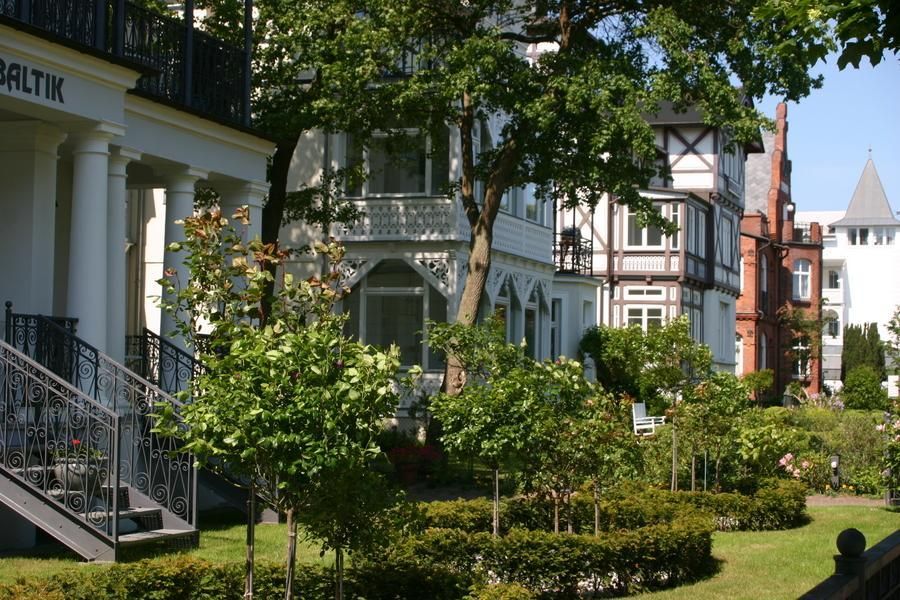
[741,369,774,404]
[841,323,886,381]
[157,211,405,592]
[887,306,900,375]
[468,583,536,600]
[841,366,889,410]
[382,518,714,597]
[419,481,808,534]
[579,317,713,413]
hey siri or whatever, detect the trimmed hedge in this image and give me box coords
[0,556,470,600]
[382,514,715,596]
[420,479,807,534]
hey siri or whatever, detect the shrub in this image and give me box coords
[468,583,536,599]
[841,366,889,410]
[389,516,715,596]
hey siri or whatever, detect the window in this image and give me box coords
[848,228,858,245]
[524,289,541,359]
[720,215,734,268]
[670,204,681,250]
[550,299,562,359]
[345,129,449,197]
[759,333,768,370]
[859,228,869,245]
[873,227,896,245]
[792,259,811,300]
[626,205,663,248]
[344,260,447,369]
[792,336,810,378]
[824,310,840,338]
[686,204,707,258]
[681,288,703,342]
[624,286,665,299]
[826,269,840,289]
[523,185,544,224]
[625,306,664,330]
[760,255,769,311]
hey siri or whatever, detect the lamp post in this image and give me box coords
[829,454,840,491]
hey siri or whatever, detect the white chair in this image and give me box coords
[632,402,666,435]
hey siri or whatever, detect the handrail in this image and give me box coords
[554,232,593,275]
[801,529,900,599]
[6,309,196,530]
[126,328,205,398]
[0,340,120,542]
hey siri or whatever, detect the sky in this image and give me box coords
[756,55,900,214]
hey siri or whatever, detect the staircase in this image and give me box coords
[1,307,197,561]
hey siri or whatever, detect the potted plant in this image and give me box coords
[52,439,106,494]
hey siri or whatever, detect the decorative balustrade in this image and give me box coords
[801,529,900,599]
[553,233,592,275]
[619,254,667,272]
[0,0,250,126]
[5,309,196,530]
[0,340,119,541]
[337,197,460,240]
[793,222,814,243]
[126,328,204,398]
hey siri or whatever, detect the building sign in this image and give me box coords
[0,57,65,104]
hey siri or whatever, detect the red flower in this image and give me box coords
[71,439,81,446]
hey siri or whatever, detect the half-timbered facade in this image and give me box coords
[556,104,759,371]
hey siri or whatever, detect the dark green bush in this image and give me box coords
[388,515,714,596]
[420,479,807,534]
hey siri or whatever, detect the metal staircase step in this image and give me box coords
[117,528,198,548]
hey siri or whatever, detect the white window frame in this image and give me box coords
[793,337,811,378]
[625,205,665,249]
[623,286,666,299]
[624,305,665,331]
[792,259,811,300]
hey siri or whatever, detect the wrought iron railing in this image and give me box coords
[126,328,204,398]
[0,340,120,541]
[0,0,249,126]
[6,310,196,530]
[553,232,593,275]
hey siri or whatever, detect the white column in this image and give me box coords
[160,168,207,343]
[0,122,66,319]
[217,180,269,244]
[106,147,141,362]
[67,127,117,350]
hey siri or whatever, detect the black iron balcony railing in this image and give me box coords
[553,232,593,275]
[1,0,250,126]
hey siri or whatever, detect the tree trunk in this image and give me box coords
[492,467,500,537]
[566,491,573,534]
[691,455,696,491]
[670,414,678,492]
[553,492,559,534]
[259,136,300,320]
[593,483,600,537]
[715,454,722,492]
[284,508,297,600]
[244,484,256,600]
[334,547,344,600]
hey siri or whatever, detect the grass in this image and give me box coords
[0,510,330,586]
[636,505,899,600]
[0,504,896,596]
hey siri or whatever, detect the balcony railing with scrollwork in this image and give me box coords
[5,309,196,531]
[0,339,120,543]
[553,233,592,275]
[126,328,204,398]
[0,0,250,126]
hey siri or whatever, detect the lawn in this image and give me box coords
[0,504,896,597]
[637,505,899,600]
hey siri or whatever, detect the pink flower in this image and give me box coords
[801,461,810,470]
[877,424,886,432]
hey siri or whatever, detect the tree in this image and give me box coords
[680,373,750,490]
[887,305,900,375]
[580,317,712,414]
[428,317,546,536]
[841,322,886,381]
[196,0,830,395]
[741,369,775,406]
[157,211,402,600]
[841,365,889,411]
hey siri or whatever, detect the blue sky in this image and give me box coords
[756,56,900,213]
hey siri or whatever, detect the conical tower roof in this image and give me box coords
[831,158,900,227]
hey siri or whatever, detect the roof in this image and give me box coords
[744,130,776,214]
[831,159,900,227]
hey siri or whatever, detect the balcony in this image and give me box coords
[335,196,553,265]
[553,232,592,275]
[1,0,249,126]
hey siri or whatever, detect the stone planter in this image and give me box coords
[52,458,102,494]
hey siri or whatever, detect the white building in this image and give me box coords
[0,3,272,559]
[796,158,900,392]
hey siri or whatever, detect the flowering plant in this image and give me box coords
[778,452,830,492]
[53,439,106,462]
[881,406,900,489]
